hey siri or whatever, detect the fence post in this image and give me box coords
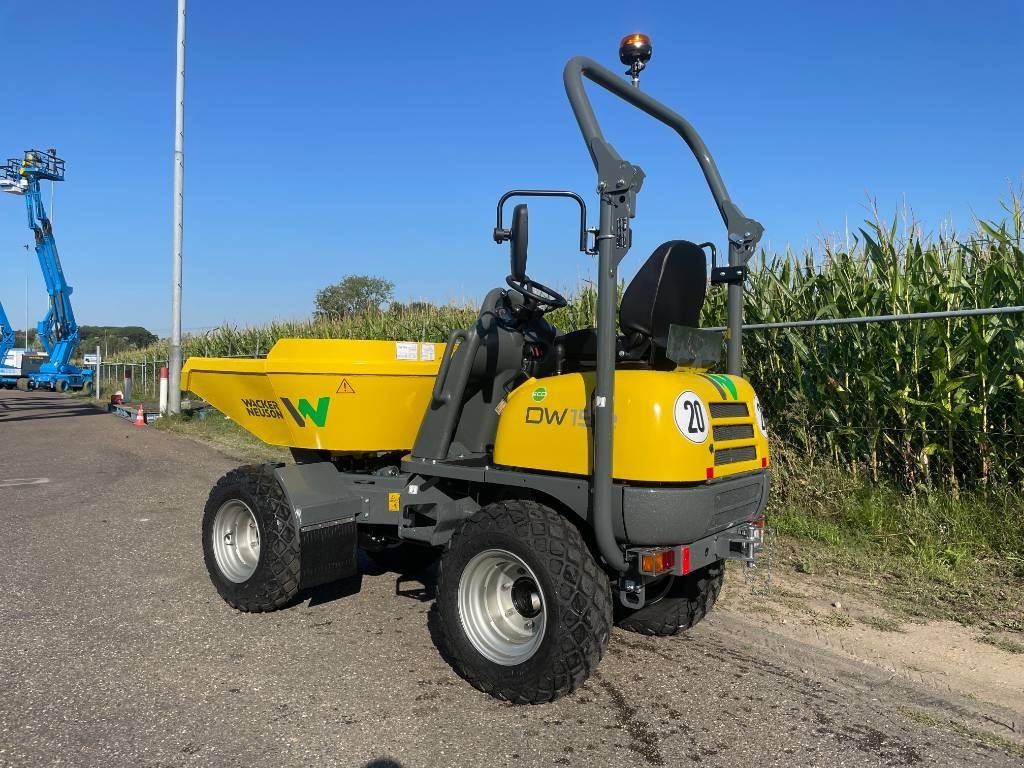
[159,366,169,414]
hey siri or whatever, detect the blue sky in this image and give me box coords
[0,1,1021,335]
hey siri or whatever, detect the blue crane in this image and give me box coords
[1,150,92,392]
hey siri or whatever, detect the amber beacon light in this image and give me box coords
[619,33,652,86]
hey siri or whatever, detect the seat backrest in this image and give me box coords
[619,240,708,345]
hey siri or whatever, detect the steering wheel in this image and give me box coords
[505,275,568,311]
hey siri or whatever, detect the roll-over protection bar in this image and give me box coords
[562,56,763,572]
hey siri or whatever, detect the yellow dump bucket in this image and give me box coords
[181,339,444,452]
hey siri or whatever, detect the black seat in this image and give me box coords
[555,240,708,370]
[619,240,707,346]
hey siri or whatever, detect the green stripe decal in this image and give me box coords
[700,374,727,400]
[707,374,738,400]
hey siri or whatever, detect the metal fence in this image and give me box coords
[94,352,265,403]
[96,358,169,402]
[704,304,1024,332]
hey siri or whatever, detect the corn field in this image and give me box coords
[116,195,1023,489]
[704,195,1023,490]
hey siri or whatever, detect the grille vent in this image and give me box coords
[709,402,749,419]
[713,424,754,442]
[714,446,757,466]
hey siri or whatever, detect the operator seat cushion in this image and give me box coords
[553,240,708,371]
[618,240,708,346]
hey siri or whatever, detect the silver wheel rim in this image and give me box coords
[212,500,260,583]
[457,549,546,666]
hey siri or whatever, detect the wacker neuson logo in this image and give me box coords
[242,398,284,419]
[280,396,331,428]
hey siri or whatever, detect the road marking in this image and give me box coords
[0,477,51,487]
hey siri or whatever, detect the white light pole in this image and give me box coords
[24,244,30,349]
[168,0,186,414]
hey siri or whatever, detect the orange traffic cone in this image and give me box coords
[133,403,146,427]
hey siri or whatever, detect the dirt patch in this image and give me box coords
[718,563,1024,717]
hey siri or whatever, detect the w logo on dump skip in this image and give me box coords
[280,396,330,428]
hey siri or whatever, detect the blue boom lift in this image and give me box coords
[0,297,16,384]
[1,150,92,392]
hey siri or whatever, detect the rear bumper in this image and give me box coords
[631,519,765,578]
[621,469,769,546]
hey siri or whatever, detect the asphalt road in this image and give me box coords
[0,389,1019,768]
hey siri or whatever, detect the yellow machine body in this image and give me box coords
[181,339,444,451]
[493,370,768,483]
[183,339,767,483]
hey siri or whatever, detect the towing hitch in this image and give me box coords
[727,520,765,568]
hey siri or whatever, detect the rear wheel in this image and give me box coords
[615,562,724,636]
[435,500,612,703]
[202,465,300,612]
[55,380,67,393]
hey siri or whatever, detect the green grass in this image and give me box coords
[152,411,289,464]
[856,615,905,633]
[979,634,1024,654]
[769,440,1024,631]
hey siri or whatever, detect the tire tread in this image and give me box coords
[203,465,300,612]
[617,562,724,636]
[437,500,612,704]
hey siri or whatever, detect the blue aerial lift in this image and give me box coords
[1,150,93,392]
[0,297,16,385]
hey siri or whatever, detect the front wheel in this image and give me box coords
[435,500,612,704]
[615,562,724,636]
[202,464,300,612]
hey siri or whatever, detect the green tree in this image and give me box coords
[77,325,159,356]
[315,275,395,318]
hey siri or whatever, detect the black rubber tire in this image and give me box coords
[80,381,93,395]
[615,562,724,636]
[55,380,66,393]
[436,500,612,704]
[365,543,439,573]
[202,464,300,612]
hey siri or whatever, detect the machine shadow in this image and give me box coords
[0,404,106,423]
[302,573,364,608]
[300,552,438,608]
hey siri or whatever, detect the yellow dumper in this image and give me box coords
[184,339,445,452]
[188,35,769,704]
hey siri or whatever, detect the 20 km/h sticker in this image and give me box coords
[673,391,709,444]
